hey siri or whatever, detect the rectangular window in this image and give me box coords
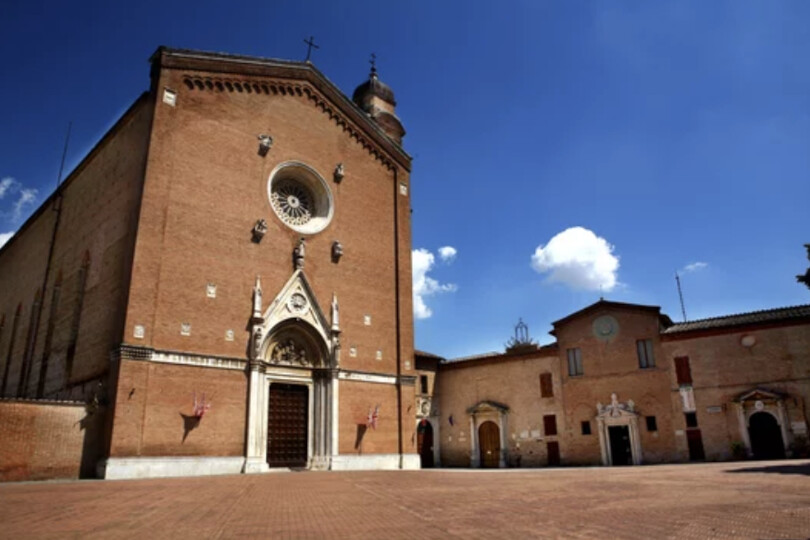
[646,416,658,432]
[539,372,553,398]
[419,375,428,394]
[685,412,698,428]
[636,339,655,368]
[581,421,591,435]
[674,356,692,385]
[567,348,583,376]
[543,414,557,436]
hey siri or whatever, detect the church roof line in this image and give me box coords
[662,303,810,336]
[152,47,412,171]
[441,344,559,370]
[550,299,665,330]
[0,92,151,259]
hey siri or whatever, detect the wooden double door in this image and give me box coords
[479,421,501,468]
[267,383,309,468]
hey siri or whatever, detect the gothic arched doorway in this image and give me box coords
[749,412,785,460]
[479,421,500,468]
[417,419,434,468]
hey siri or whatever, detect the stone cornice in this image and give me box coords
[153,47,412,172]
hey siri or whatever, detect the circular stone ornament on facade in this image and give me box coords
[592,315,619,341]
[288,292,308,314]
[267,161,333,234]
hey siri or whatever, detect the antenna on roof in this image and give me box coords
[675,272,687,322]
[56,121,72,190]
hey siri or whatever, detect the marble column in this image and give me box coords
[243,362,269,473]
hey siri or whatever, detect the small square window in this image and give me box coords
[567,348,583,376]
[646,416,658,432]
[685,412,698,428]
[581,421,591,435]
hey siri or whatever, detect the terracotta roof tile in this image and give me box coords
[662,304,810,334]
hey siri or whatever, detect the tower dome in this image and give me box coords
[352,69,397,108]
[352,64,405,144]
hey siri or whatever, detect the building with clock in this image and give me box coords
[0,47,418,480]
[424,300,810,469]
[1,46,808,482]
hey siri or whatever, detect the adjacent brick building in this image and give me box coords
[0,47,418,479]
[2,46,807,481]
[427,300,810,468]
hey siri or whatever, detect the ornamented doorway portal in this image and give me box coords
[479,421,500,468]
[267,383,309,467]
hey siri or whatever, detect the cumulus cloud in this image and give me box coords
[530,227,620,291]
[682,261,708,273]
[0,232,13,249]
[0,177,15,199]
[0,177,38,221]
[412,248,458,319]
[438,246,457,263]
[13,188,37,220]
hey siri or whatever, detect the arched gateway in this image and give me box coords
[243,271,340,473]
[749,412,786,460]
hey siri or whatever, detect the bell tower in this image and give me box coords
[352,55,406,144]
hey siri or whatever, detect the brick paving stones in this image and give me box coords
[1,460,809,539]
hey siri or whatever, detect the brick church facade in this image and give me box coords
[0,47,418,479]
[1,47,807,481]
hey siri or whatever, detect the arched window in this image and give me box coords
[18,289,41,397]
[37,270,62,397]
[66,252,90,382]
[2,304,22,397]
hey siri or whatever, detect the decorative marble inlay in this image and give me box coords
[288,292,308,314]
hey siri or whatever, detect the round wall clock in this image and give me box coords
[592,315,619,341]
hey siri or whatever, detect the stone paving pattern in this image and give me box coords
[1,460,809,539]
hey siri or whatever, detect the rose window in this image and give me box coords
[271,179,314,226]
[267,162,333,235]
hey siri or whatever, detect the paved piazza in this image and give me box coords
[1,460,809,539]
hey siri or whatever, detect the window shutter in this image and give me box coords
[543,414,557,436]
[674,356,692,385]
[540,373,553,397]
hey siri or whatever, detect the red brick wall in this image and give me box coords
[0,400,105,481]
[108,360,246,458]
[0,96,153,399]
[119,60,414,455]
[555,306,678,465]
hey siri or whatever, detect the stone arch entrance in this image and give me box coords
[479,421,501,468]
[243,271,340,474]
[467,400,509,468]
[417,419,434,468]
[749,412,786,460]
[596,393,643,466]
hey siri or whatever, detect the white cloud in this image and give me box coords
[0,177,17,199]
[412,248,458,319]
[438,246,457,263]
[530,227,620,291]
[683,261,708,273]
[0,231,13,249]
[12,188,37,220]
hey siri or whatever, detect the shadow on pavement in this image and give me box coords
[727,462,810,476]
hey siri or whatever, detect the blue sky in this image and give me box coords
[1,1,808,358]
